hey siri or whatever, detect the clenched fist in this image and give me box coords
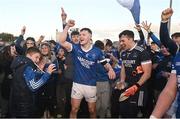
[67,19,75,27]
[161,8,173,22]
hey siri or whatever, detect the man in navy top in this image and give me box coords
[118,30,152,117]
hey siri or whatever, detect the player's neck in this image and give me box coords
[81,42,92,52]
[128,42,136,51]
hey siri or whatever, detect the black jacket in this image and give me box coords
[9,56,39,118]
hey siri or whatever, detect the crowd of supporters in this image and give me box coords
[0,7,180,118]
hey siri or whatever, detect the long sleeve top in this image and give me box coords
[160,22,179,56]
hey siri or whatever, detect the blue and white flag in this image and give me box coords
[116,0,140,24]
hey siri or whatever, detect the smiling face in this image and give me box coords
[79,30,92,46]
[26,40,35,48]
[118,30,135,51]
[119,35,132,50]
[72,34,79,44]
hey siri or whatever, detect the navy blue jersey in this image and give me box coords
[160,22,179,56]
[71,44,105,86]
[121,44,151,86]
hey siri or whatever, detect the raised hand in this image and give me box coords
[134,23,141,31]
[21,26,26,35]
[141,21,152,33]
[161,8,173,22]
[61,7,67,23]
[38,35,45,42]
[67,19,75,27]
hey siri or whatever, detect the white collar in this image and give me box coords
[128,43,137,51]
[81,44,93,52]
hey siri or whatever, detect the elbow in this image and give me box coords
[57,32,67,44]
[58,37,65,44]
[29,83,38,92]
[29,87,37,92]
[59,41,64,45]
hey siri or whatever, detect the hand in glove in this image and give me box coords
[124,83,140,97]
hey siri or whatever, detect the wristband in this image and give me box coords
[135,82,141,88]
[148,31,152,34]
[161,20,168,23]
[63,21,67,25]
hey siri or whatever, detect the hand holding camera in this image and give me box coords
[47,64,56,74]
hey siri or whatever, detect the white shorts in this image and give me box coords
[71,82,97,102]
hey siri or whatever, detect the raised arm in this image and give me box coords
[16,26,26,44]
[36,35,45,47]
[61,7,71,42]
[134,24,145,45]
[58,20,75,51]
[141,21,161,47]
[15,26,26,55]
[61,7,67,28]
[160,8,178,56]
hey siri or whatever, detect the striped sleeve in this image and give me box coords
[23,66,51,92]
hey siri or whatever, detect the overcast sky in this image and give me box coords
[0,0,179,41]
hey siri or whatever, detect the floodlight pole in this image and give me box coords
[168,0,173,33]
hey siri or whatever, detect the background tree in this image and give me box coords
[0,32,15,42]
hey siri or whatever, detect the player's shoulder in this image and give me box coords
[134,45,145,52]
[92,45,102,53]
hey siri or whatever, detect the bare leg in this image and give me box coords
[70,98,81,118]
[88,102,96,118]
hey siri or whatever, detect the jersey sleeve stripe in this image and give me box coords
[141,60,152,65]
